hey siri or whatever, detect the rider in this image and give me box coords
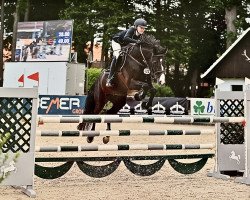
[106,18,147,87]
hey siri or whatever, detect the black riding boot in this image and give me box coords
[106,57,117,87]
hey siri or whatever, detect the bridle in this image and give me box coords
[152,54,165,75]
[120,43,154,74]
[126,44,165,80]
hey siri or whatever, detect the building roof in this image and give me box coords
[201,27,250,79]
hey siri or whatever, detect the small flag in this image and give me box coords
[18,74,24,83]
[18,74,24,87]
[27,72,39,86]
[27,72,39,82]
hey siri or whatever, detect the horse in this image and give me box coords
[77,34,166,144]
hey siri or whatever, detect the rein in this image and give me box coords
[139,45,152,69]
[119,42,164,80]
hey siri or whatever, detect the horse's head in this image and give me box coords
[152,55,166,85]
[140,34,167,55]
[139,34,167,84]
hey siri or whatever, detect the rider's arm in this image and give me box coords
[123,28,138,44]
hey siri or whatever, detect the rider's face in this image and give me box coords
[137,26,146,34]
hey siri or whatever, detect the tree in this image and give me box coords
[61,0,135,65]
[1,0,250,98]
[11,0,21,61]
[0,0,16,86]
[136,0,249,97]
[92,0,135,67]
[208,0,249,48]
[184,0,225,97]
[0,0,5,86]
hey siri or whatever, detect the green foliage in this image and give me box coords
[28,1,66,21]
[86,67,102,90]
[0,133,10,150]
[204,87,215,98]
[18,0,28,14]
[153,83,174,97]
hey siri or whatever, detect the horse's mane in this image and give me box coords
[141,34,160,46]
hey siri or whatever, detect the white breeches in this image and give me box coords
[111,40,121,58]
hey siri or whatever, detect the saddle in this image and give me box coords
[105,45,131,75]
[104,44,141,92]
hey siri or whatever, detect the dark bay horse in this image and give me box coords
[77,34,166,143]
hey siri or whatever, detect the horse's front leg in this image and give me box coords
[145,86,157,109]
[130,79,156,108]
[131,81,150,101]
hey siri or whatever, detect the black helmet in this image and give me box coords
[134,18,147,27]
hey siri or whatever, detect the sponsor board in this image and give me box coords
[38,96,188,116]
[38,95,86,115]
[190,98,215,115]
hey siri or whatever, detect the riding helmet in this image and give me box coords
[134,18,147,28]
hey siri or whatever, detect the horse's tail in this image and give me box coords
[84,90,95,114]
[77,82,96,130]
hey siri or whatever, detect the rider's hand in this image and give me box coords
[136,40,141,44]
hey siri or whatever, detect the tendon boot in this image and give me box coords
[106,57,117,87]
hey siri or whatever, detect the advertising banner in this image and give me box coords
[15,20,73,62]
[190,98,215,115]
[37,96,188,116]
[38,95,86,115]
[118,97,189,115]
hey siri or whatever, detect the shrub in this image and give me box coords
[153,83,174,97]
[86,68,102,90]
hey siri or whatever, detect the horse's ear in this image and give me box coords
[155,46,167,55]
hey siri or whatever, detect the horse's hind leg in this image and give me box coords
[86,123,96,143]
[102,96,127,144]
[85,100,107,143]
[77,90,95,130]
[78,87,107,143]
[107,123,111,131]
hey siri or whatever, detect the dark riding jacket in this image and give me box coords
[112,27,141,46]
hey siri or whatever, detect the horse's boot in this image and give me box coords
[106,57,117,87]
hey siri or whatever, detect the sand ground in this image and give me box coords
[0,123,249,200]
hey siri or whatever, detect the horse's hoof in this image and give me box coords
[103,136,110,144]
[141,102,148,109]
[77,123,83,130]
[87,136,94,143]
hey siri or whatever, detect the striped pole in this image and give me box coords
[36,129,215,137]
[35,143,215,152]
[38,115,245,124]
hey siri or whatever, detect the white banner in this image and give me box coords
[3,62,67,95]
